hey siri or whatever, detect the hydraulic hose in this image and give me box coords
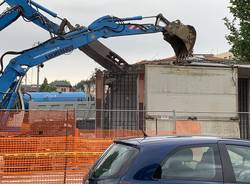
[0,1,5,7]
[0,51,25,74]
[0,36,61,74]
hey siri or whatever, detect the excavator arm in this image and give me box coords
[0,0,130,72]
[0,14,196,110]
[0,5,21,31]
[0,0,61,33]
[0,0,196,72]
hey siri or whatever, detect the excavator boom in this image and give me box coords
[0,1,196,61]
[0,1,197,111]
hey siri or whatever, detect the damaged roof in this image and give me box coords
[136,54,236,66]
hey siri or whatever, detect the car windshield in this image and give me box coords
[91,143,138,179]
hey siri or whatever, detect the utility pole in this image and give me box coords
[37,65,40,92]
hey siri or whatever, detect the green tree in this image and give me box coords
[75,69,97,92]
[75,80,86,91]
[50,80,71,87]
[39,78,57,92]
[224,0,250,62]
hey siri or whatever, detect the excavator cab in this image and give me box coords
[156,14,196,60]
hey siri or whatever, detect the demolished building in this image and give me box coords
[95,54,250,138]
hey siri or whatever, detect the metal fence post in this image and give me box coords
[156,118,158,136]
[64,110,69,184]
[173,110,176,134]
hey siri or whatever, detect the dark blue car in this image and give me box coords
[85,136,250,184]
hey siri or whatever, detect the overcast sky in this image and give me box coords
[0,0,231,85]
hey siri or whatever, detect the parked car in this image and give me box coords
[85,136,250,184]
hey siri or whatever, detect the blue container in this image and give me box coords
[23,92,89,109]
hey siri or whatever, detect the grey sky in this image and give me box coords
[0,0,231,84]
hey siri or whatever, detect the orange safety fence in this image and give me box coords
[0,136,113,184]
[0,110,202,183]
[0,110,76,137]
[0,136,112,171]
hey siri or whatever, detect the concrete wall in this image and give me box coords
[145,119,240,138]
[145,65,239,137]
[145,65,238,115]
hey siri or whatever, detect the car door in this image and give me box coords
[219,141,250,184]
[154,144,224,184]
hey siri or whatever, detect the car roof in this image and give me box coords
[115,136,250,147]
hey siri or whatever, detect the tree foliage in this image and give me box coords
[50,80,71,86]
[75,80,86,91]
[75,69,97,92]
[224,0,250,62]
[75,77,95,92]
[39,78,57,92]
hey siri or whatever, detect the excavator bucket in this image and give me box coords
[163,20,196,60]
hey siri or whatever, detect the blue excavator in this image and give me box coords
[0,0,196,110]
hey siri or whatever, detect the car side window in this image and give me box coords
[226,145,250,183]
[157,145,222,181]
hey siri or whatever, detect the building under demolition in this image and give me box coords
[27,53,250,139]
[95,54,250,139]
